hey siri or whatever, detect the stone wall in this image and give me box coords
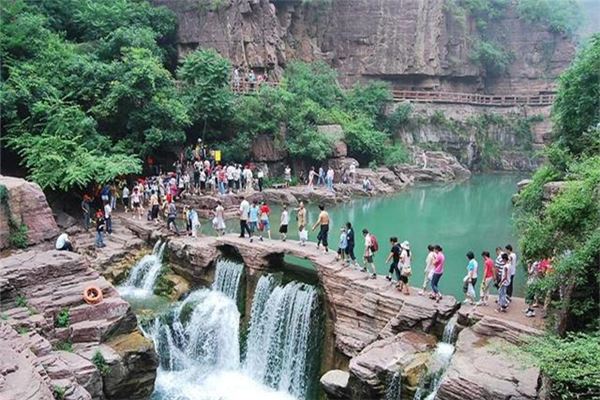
[153,0,575,94]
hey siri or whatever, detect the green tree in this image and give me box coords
[177,49,233,140]
[516,0,580,34]
[552,34,600,155]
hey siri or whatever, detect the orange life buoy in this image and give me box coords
[83,285,103,305]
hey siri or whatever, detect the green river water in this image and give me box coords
[213,173,526,300]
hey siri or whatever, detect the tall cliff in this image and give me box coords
[153,0,576,94]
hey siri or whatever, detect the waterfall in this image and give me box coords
[385,371,402,400]
[212,258,244,302]
[119,241,166,297]
[244,275,321,399]
[413,316,458,400]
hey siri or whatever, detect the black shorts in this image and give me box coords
[399,275,408,284]
[133,202,140,208]
[122,197,129,207]
[279,224,288,234]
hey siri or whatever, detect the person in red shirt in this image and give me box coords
[478,251,495,306]
[258,201,271,240]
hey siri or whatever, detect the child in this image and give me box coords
[336,227,347,262]
[279,205,289,241]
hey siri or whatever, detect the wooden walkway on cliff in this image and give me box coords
[231,81,555,107]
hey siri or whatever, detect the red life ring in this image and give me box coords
[83,286,103,305]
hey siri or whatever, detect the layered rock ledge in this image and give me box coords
[0,250,158,399]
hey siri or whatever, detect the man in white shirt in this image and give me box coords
[284,166,292,187]
[234,165,242,192]
[349,162,357,184]
[506,244,518,301]
[239,196,251,238]
[226,164,235,192]
[361,229,377,279]
[55,233,73,252]
[419,244,436,295]
[243,167,253,192]
[326,168,335,192]
[257,169,264,192]
[103,202,112,234]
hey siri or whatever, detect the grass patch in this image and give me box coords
[15,294,28,308]
[53,385,66,400]
[54,340,73,352]
[92,350,111,376]
[54,308,70,328]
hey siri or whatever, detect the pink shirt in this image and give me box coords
[433,252,445,274]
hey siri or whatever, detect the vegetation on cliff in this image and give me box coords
[516,34,600,399]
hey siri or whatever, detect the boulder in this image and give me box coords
[317,125,347,158]
[101,331,159,400]
[391,151,471,183]
[167,236,221,285]
[348,331,437,399]
[542,181,568,201]
[251,134,288,162]
[320,369,350,399]
[436,327,540,400]
[247,188,299,206]
[0,175,59,249]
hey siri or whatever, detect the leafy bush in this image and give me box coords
[55,308,70,328]
[527,333,600,399]
[344,117,388,164]
[471,40,515,77]
[552,34,600,155]
[15,294,28,308]
[54,340,74,352]
[92,350,112,376]
[383,144,410,166]
[517,0,580,34]
[53,385,66,400]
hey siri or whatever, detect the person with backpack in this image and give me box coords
[312,204,330,253]
[361,229,378,279]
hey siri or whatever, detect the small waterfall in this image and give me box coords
[413,316,458,400]
[119,241,166,296]
[244,275,321,399]
[212,258,244,302]
[385,371,402,400]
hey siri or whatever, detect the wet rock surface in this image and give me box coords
[436,324,540,400]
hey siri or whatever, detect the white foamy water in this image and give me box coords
[119,241,166,297]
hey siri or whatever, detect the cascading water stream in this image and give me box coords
[413,316,458,400]
[244,275,321,399]
[211,258,244,302]
[143,264,321,400]
[385,371,402,400]
[119,240,166,297]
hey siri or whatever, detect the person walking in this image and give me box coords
[279,205,289,241]
[257,169,265,192]
[103,201,112,234]
[312,205,330,253]
[497,252,511,312]
[349,162,357,184]
[344,222,358,268]
[317,167,325,186]
[284,165,292,187]
[361,229,377,279]
[336,227,348,262]
[308,167,316,189]
[213,201,226,236]
[259,201,271,240]
[131,187,143,220]
[326,167,335,192]
[167,201,180,235]
[430,245,445,302]
[296,202,308,246]
[506,244,517,302]
[95,210,106,248]
[419,244,436,296]
[478,251,495,306]
[385,237,401,283]
[398,241,412,294]
[249,200,259,242]
[463,251,478,305]
[122,185,130,213]
[150,190,160,223]
[239,196,251,238]
[243,166,253,192]
[81,195,91,231]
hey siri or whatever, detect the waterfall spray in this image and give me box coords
[119,240,166,296]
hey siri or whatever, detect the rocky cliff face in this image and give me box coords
[154,0,575,94]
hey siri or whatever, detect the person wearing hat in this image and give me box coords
[397,240,412,295]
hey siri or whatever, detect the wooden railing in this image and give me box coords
[392,90,555,106]
[230,81,555,106]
